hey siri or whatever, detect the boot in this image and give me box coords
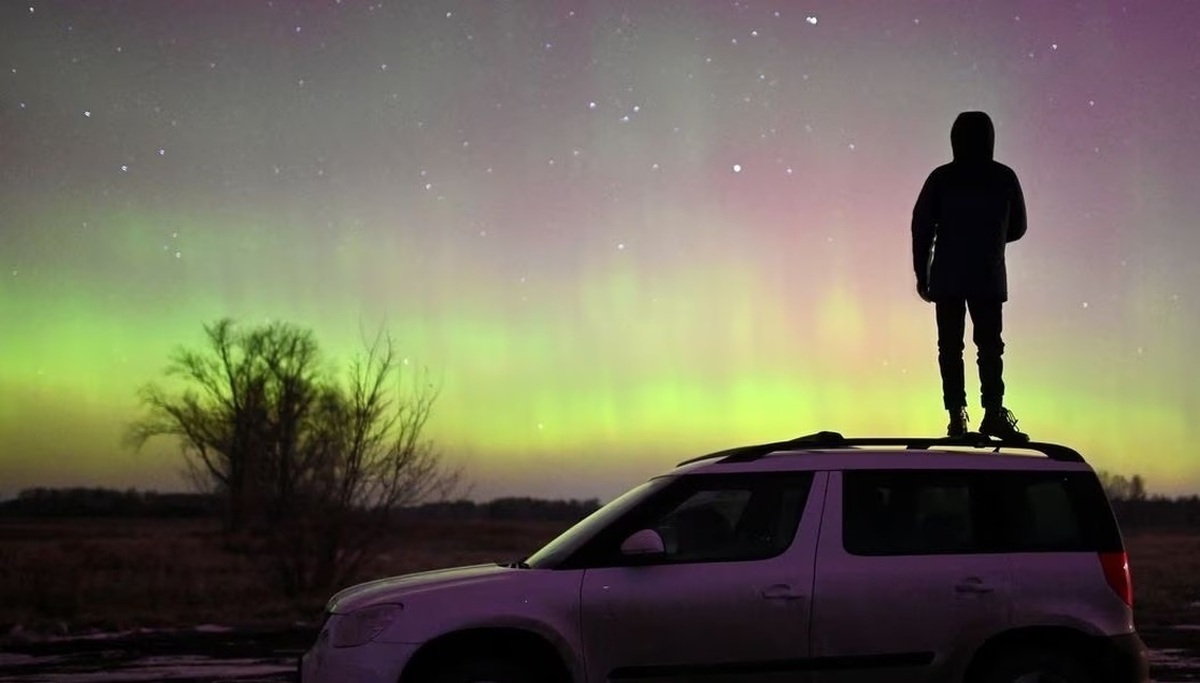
[980,407,1029,442]
[946,407,969,438]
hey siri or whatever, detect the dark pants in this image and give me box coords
[935,299,1004,411]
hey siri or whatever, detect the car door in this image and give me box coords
[809,469,1013,683]
[579,471,825,683]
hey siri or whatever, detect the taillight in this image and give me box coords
[1099,551,1133,607]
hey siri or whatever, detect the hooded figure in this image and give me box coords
[912,111,1027,301]
[911,111,1029,441]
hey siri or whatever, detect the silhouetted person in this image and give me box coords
[912,111,1029,441]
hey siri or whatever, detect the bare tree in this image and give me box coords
[127,319,460,596]
[268,331,461,594]
[126,319,319,531]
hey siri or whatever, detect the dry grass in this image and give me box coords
[0,518,1196,633]
[1125,530,1200,627]
[0,517,566,633]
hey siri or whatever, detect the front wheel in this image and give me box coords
[977,647,1092,683]
[425,656,543,683]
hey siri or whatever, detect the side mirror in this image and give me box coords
[620,528,665,556]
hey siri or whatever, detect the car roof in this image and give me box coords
[673,432,1093,476]
[676,449,1093,475]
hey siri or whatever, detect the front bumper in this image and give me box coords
[298,624,418,683]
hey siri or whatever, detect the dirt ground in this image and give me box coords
[0,624,1198,682]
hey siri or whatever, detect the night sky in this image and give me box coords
[3,1,1199,502]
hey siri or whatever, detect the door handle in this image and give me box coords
[954,578,995,594]
[760,583,804,601]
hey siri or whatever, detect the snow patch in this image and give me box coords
[0,656,294,683]
[1149,647,1200,668]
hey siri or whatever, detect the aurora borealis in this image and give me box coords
[2,1,1199,501]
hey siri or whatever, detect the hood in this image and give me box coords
[950,111,994,162]
[326,563,514,614]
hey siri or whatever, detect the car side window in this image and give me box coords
[994,473,1099,552]
[843,470,1113,556]
[587,473,813,567]
[657,489,752,560]
[843,471,979,556]
[1021,479,1081,548]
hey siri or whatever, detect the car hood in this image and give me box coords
[327,563,516,614]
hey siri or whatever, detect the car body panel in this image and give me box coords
[370,567,583,654]
[328,563,513,614]
[1006,551,1137,635]
[299,628,416,683]
[810,471,1012,683]
[305,565,587,682]
[579,472,827,683]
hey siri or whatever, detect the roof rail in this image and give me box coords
[676,431,1085,466]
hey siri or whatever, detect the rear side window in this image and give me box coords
[992,471,1123,553]
[1011,478,1080,548]
[843,470,1122,556]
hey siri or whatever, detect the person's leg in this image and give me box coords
[970,299,1028,440]
[968,299,1005,409]
[935,300,968,435]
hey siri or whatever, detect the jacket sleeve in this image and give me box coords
[911,172,938,283]
[1006,169,1027,242]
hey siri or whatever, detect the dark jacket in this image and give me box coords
[912,111,1027,302]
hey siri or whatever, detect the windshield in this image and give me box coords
[526,476,672,569]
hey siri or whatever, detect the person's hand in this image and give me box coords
[917,281,932,302]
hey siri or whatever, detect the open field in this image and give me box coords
[0,518,1198,682]
[2,517,1198,632]
[1124,530,1200,628]
[0,516,567,634]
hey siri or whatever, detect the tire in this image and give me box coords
[977,647,1092,683]
[425,656,544,683]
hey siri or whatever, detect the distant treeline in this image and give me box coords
[0,487,602,523]
[1109,497,1200,532]
[4,486,1198,531]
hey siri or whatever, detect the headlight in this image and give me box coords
[330,604,403,648]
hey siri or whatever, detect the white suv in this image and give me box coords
[299,432,1150,683]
